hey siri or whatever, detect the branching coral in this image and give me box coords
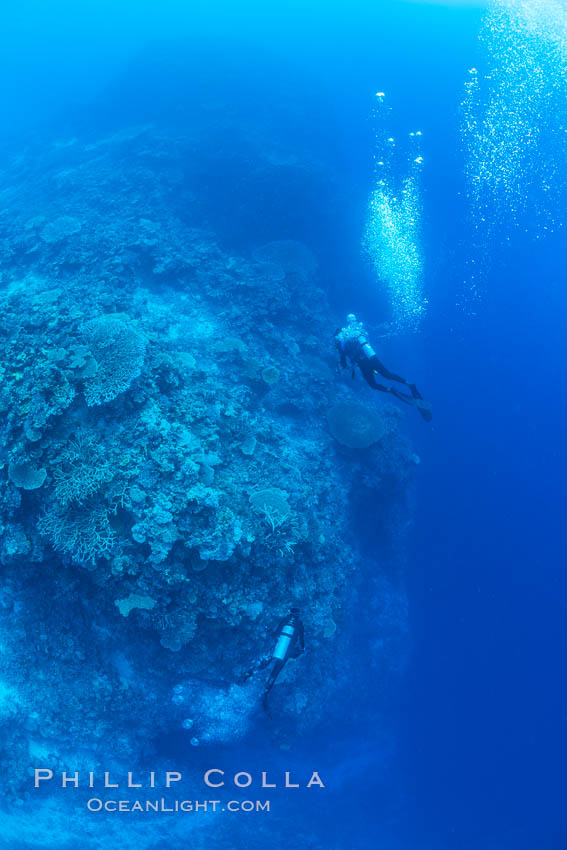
[248,487,300,556]
[53,429,113,504]
[38,503,116,564]
[249,487,291,527]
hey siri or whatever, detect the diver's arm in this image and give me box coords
[333,331,347,371]
[289,625,305,659]
[335,341,347,370]
[372,380,392,393]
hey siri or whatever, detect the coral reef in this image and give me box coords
[0,123,416,819]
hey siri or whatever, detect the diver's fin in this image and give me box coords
[407,384,432,421]
[408,383,422,399]
[415,400,432,422]
[390,387,432,420]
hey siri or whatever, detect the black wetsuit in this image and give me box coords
[241,611,305,708]
[263,612,304,703]
[335,331,432,421]
[337,336,407,392]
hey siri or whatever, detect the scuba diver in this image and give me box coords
[334,314,432,422]
[241,607,305,711]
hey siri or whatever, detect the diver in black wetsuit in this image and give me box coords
[334,314,432,422]
[240,607,305,711]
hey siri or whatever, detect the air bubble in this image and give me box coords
[462,0,567,240]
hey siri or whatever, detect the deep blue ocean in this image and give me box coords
[1,1,566,848]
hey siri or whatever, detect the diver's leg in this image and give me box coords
[360,360,390,392]
[362,359,431,419]
[408,383,422,400]
[239,653,272,683]
[370,356,408,385]
[406,384,432,420]
[372,357,431,415]
[389,387,416,405]
[262,659,284,711]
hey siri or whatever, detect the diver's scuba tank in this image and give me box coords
[262,608,302,709]
[360,338,376,359]
[273,621,296,662]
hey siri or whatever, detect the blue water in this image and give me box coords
[1,1,566,848]
[402,231,567,848]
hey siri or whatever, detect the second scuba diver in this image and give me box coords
[241,607,305,711]
[334,314,432,422]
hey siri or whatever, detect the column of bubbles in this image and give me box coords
[461,0,567,240]
[362,92,427,334]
